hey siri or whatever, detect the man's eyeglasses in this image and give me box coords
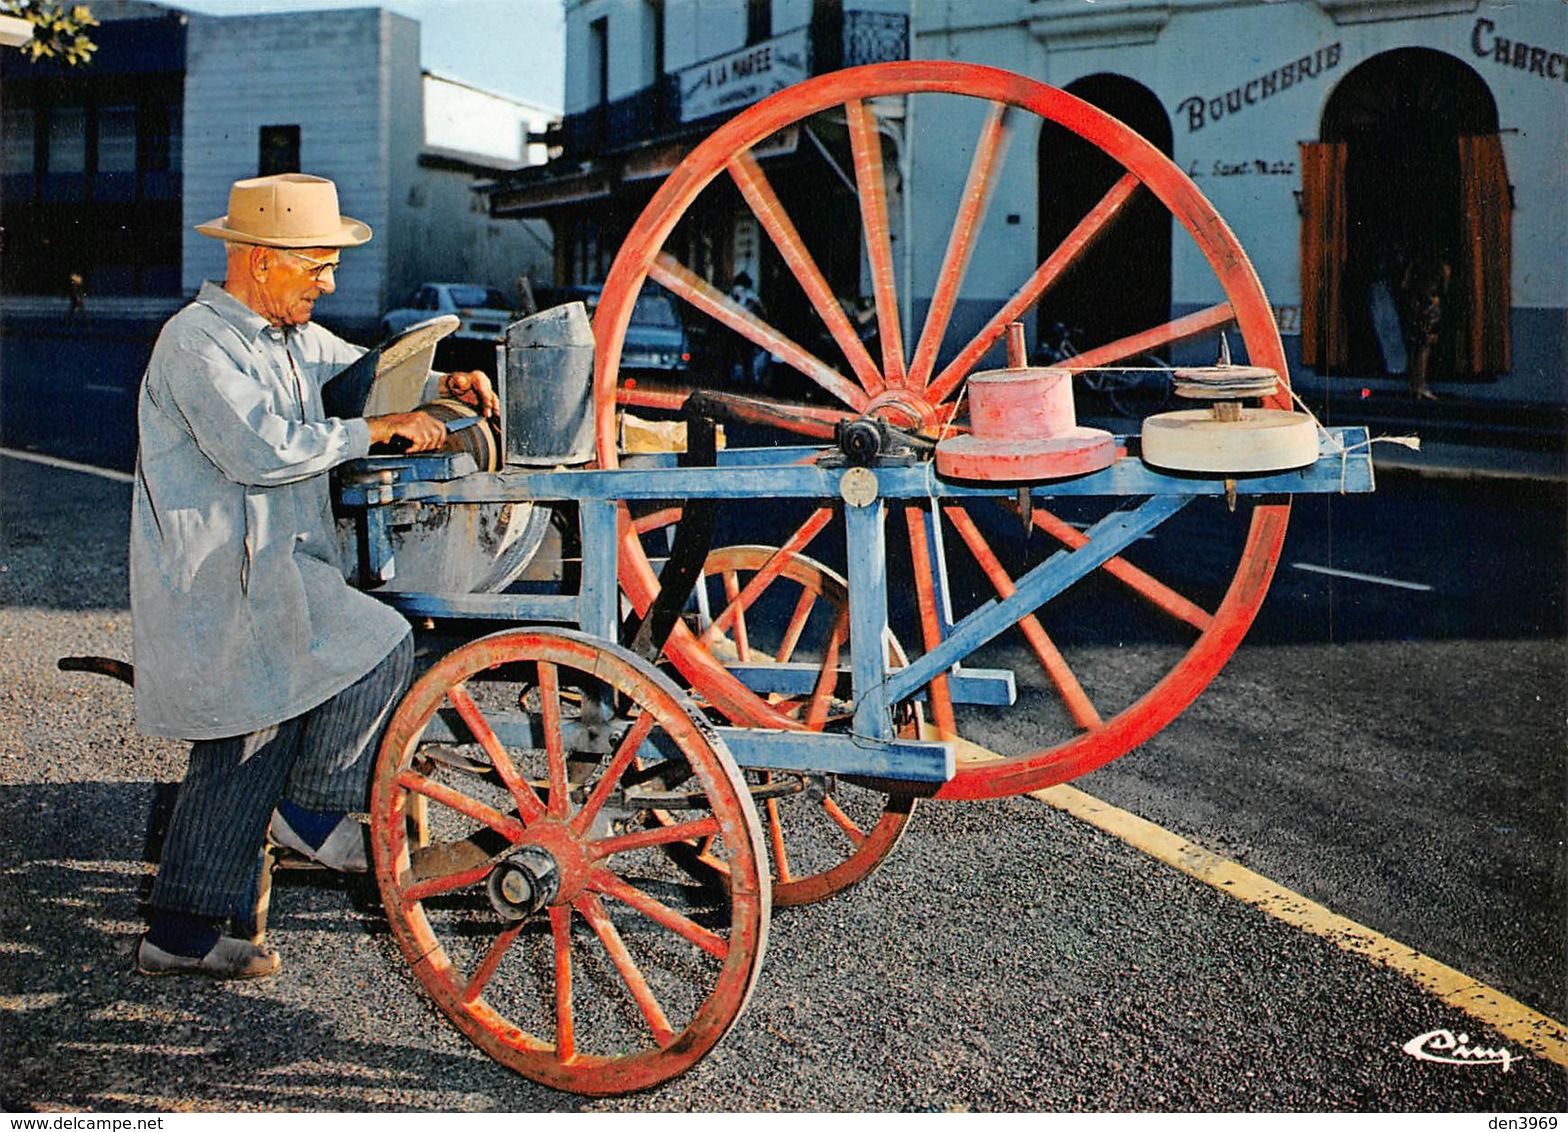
[277,249,339,282]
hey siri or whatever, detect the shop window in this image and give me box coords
[47,106,87,172]
[44,106,86,201]
[259,124,300,177]
[97,106,137,171]
[589,18,608,108]
[95,105,138,203]
[747,0,771,44]
[2,108,35,175]
[143,102,180,200]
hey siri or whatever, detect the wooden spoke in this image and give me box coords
[729,151,885,396]
[845,98,907,386]
[462,921,525,1005]
[575,892,677,1048]
[802,614,847,731]
[1028,504,1214,632]
[904,505,957,739]
[943,504,1102,731]
[927,172,1143,404]
[764,794,791,883]
[649,252,871,411]
[549,907,576,1062]
[908,102,1014,392]
[572,710,657,837]
[538,662,570,819]
[1064,303,1236,372]
[587,815,722,860]
[702,507,834,645]
[396,768,527,842]
[726,569,753,659]
[591,869,729,959]
[821,796,869,846]
[776,587,817,663]
[632,506,684,536]
[446,683,547,824]
[402,858,499,904]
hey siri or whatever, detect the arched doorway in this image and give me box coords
[1036,74,1173,355]
[1302,48,1510,383]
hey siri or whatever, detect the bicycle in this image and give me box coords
[1034,321,1174,420]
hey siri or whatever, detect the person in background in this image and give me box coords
[130,173,496,979]
[726,270,768,388]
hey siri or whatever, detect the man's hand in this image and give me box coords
[439,370,500,418]
[367,411,446,453]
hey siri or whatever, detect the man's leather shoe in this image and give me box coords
[137,935,281,980]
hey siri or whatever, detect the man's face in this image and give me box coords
[254,246,340,327]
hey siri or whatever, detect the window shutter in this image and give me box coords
[1457,134,1512,377]
[1298,141,1349,371]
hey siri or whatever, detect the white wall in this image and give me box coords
[424,76,553,167]
[182,9,554,333]
[182,8,399,324]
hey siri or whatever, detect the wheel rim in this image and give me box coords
[662,543,917,905]
[371,628,770,1095]
[594,62,1290,801]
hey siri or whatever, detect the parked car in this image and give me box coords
[381,282,518,343]
[537,283,691,375]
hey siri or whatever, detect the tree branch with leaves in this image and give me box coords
[2,1,97,66]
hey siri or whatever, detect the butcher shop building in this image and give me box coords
[495,0,1564,407]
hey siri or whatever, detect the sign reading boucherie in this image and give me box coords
[680,27,809,123]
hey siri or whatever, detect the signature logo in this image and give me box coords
[1403,1029,1515,1072]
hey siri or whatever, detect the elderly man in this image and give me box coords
[131,173,495,979]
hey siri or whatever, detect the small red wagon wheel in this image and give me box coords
[371,628,769,1095]
[595,62,1291,801]
[662,543,917,905]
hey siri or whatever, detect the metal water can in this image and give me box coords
[503,301,596,466]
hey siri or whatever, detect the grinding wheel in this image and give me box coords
[1140,408,1319,473]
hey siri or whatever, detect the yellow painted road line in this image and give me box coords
[1031,781,1568,1069]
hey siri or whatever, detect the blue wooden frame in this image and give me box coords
[336,427,1374,784]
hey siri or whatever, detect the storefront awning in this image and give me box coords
[492,127,801,216]
[491,171,613,217]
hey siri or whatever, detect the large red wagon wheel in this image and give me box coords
[594,62,1291,802]
[371,628,769,1095]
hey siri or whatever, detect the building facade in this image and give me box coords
[492,0,1564,405]
[1,0,556,339]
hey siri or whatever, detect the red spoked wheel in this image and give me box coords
[665,543,917,905]
[595,62,1291,802]
[371,628,769,1096]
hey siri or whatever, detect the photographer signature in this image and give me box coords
[1404,1028,1515,1072]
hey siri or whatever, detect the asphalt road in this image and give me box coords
[1,454,1564,1112]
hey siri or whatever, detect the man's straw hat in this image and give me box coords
[195,173,371,248]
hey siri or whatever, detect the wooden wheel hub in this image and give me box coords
[864,390,938,432]
[486,843,561,919]
[515,820,595,905]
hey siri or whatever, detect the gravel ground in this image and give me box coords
[2,455,1564,1112]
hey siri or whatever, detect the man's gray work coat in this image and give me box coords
[130,282,410,740]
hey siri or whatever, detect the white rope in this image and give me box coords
[1278,380,1420,490]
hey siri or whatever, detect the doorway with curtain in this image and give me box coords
[1300,48,1510,383]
